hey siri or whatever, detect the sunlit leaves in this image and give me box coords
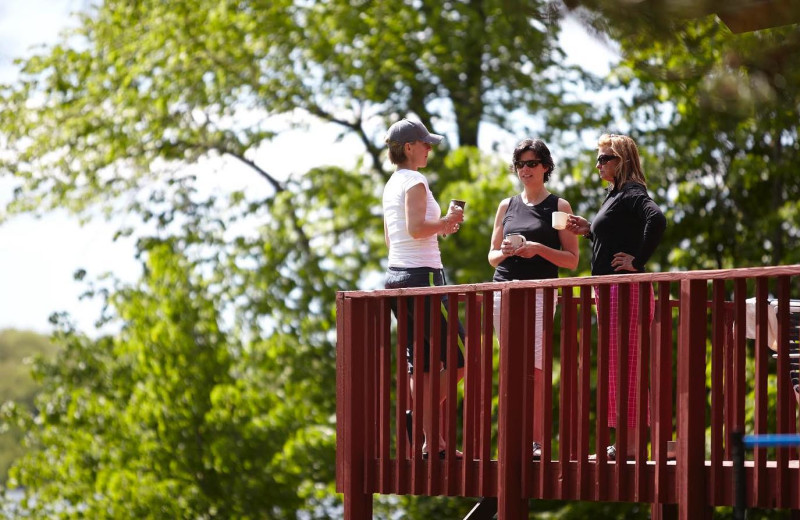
[6,240,339,517]
[601,16,800,269]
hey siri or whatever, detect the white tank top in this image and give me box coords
[382,169,443,268]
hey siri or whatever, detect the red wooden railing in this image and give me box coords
[336,265,800,519]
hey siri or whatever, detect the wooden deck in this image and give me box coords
[337,265,800,519]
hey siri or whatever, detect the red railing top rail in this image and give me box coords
[339,264,800,298]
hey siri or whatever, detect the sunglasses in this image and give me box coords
[514,159,543,169]
[596,154,619,165]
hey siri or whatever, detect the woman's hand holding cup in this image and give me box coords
[565,214,590,236]
[442,199,465,235]
[440,202,464,236]
[502,233,525,255]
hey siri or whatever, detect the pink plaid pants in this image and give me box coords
[595,283,655,429]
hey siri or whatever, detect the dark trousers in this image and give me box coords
[385,267,465,374]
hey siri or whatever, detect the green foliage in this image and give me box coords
[0,330,58,407]
[4,242,339,518]
[0,0,597,227]
[0,330,58,485]
[600,18,800,269]
[714,506,794,519]
[544,500,650,519]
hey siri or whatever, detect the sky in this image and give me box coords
[0,0,113,335]
[0,1,614,336]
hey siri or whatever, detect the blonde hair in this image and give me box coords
[598,133,646,187]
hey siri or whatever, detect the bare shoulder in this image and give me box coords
[557,196,574,214]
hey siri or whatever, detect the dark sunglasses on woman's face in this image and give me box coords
[515,159,543,169]
[596,154,619,165]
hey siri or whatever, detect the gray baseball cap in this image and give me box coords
[385,118,444,145]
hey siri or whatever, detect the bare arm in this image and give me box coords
[406,183,462,239]
[488,198,513,268]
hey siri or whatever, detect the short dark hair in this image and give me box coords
[510,138,555,182]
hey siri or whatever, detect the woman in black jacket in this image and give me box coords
[566,133,666,461]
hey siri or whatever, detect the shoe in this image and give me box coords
[588,445,616,461]
[422,450,442,460]
[407,409,464,460]
[532,441,542,461]
[606,445,617,461]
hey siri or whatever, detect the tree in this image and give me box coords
[5,241,343,518]
[0,0,599,372]
[0,0,594,221]
[573,9,800,269]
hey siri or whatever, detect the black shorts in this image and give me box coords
[385,266,466,374]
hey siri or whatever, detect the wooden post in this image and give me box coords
[677,279,709,520]
[775,276,791,508]
[341,296,373,518]
[498,286,528,519]
[558,287,575,499]
[651,281,676,520]
[753,278,769,507]
[336,293,345,494]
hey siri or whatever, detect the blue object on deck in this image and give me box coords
[742,433,800,448]
[733,432,800,520]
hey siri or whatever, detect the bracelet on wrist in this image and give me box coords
[583,222,593,240]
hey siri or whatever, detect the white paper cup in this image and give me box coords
[552,211,568,230]
[505,233,525,249]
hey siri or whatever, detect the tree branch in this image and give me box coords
[226,152,285,194]
[305,103,389,180]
